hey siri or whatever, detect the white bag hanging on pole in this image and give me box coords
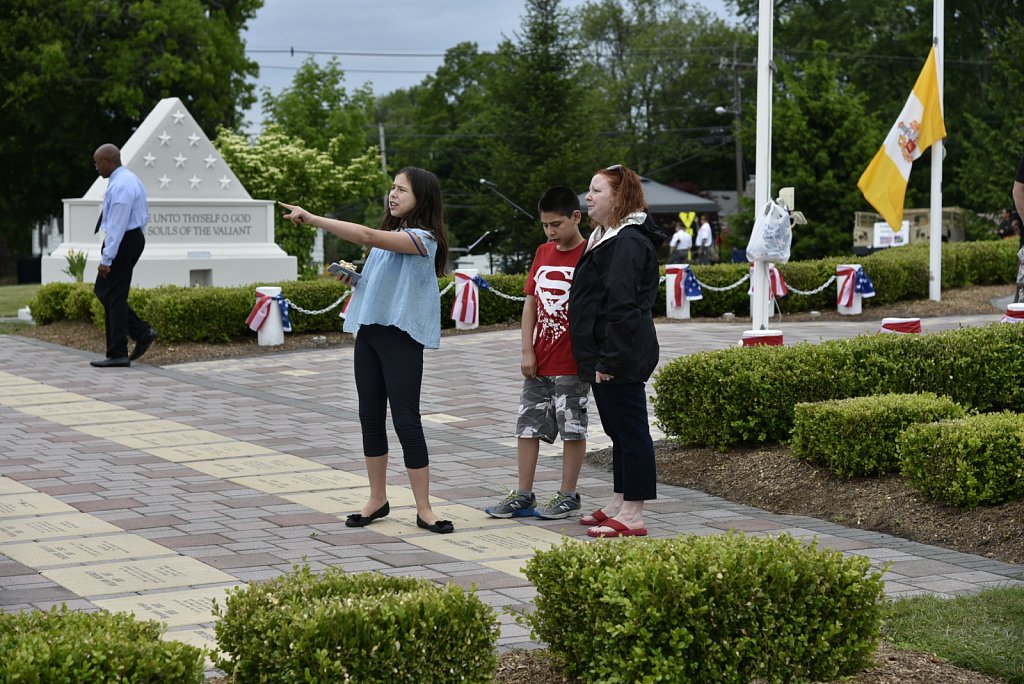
[746,198,793,263]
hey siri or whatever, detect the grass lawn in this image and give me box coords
[883,585,1024,683]
[0,284,40,317]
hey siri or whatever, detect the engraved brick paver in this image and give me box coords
[1,313,1022,657]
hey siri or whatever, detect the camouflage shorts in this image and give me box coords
[515,375,590,443]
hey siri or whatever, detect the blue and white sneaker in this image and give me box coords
[537,491,582,519]
[485,489,537,518]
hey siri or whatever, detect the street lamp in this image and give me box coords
[715,102,744,200]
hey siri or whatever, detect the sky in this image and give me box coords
[240,0,731,130]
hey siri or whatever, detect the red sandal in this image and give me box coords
[579,509,609,526]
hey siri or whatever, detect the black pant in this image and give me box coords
[93,229,150,358]
[592,382,657,501]
[353,324,429,469]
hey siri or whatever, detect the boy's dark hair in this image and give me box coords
[537,186,581,217]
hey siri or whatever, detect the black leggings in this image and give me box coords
[353,324,429,469]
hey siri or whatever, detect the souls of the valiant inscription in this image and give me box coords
[41,97,297,288]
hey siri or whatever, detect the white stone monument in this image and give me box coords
[42,97,297,287]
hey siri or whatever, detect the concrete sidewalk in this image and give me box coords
[1,312,1022,657]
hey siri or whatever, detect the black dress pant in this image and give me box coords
[592,382,658,501]
[93,229,149,358]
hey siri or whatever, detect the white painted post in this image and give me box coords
[836,264,863,315]
[665,264,692,320]
[255,286,284,346]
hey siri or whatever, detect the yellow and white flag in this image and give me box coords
[857,47,946,230]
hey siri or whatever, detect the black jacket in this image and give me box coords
[569,214,665,384]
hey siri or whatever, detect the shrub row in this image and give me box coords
[653,323,1024,450]
[28,240,1017,342]
[0,607,205,683]
[899,411,1024,508]
[213,564,499,684]
[791,392,967,477]
[525,534,885,684]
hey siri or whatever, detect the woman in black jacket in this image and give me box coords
[569,164,664,537]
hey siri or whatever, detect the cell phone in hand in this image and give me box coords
[327,262,361,285]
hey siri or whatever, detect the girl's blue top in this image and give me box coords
[342,228,441,349]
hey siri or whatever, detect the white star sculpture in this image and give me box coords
[143,152,156,167]
[188,175,202,189]
[218,175,232,189]
[158,131,172,146]
[173,153,188,168]
[171,109,186,125]
[158,175,171,189]
[187,132,201,147]
[203,155,217,168]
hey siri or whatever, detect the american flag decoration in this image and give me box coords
[748,264,788,300]
[451,269,479,329]
[246,292,291,332]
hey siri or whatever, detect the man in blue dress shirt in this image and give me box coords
[90,143,157,367]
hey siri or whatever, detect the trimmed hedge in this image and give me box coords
[26,240,1016,343]
[525,534,885,684]
[653,324,1024,450]
[213,564,499,684]
[0,607,205,683]
[899,411,1024,508]
[791,392,967,477]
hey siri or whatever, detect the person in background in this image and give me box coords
[668,221,693,263]
[90,143,158,368]
[695,214,714,264]
[486,186,589,520]
[568,164,663,537]
[279,167,454,534]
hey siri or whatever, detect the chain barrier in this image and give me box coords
[284,291,351,316]
[786,275,837,296]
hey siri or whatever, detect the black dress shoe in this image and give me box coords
[416,514,454,534]
[90,357,131,368]
[129,328,159,361]
[345,501,389,527]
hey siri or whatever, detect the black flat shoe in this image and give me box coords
[90,356,130,368]
[345,501,389,527]
[416,514,454,534]
[130,328,159,361]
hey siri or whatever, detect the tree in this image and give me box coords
[214,125,386,278]
[477,0,607,268]
[576,0,751,190]
[0,0,261,267]
[747,41,882,259]
[954,20,1024,213]
[259,57,377,165]
[728,0,1024,211]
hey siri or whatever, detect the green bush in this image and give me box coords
[0,606,205,683]
[654,323,1024,450]
[27,281,76,324]
[791,392,967,477]
[213,564,499,684]
[525,534,885,684]
[898,411,1024,508]
[64,282,97,321]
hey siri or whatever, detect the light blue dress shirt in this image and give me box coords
[100,166,148,266]
[343,228,441,349]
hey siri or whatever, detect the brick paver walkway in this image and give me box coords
[1,312,1021,658]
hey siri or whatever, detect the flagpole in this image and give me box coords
[929,0,944,301]
[750,0,774,331]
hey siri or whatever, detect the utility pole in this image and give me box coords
[378,123,389,209]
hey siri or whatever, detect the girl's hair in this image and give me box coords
[380,166,450,276]
[593,164,647,228]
